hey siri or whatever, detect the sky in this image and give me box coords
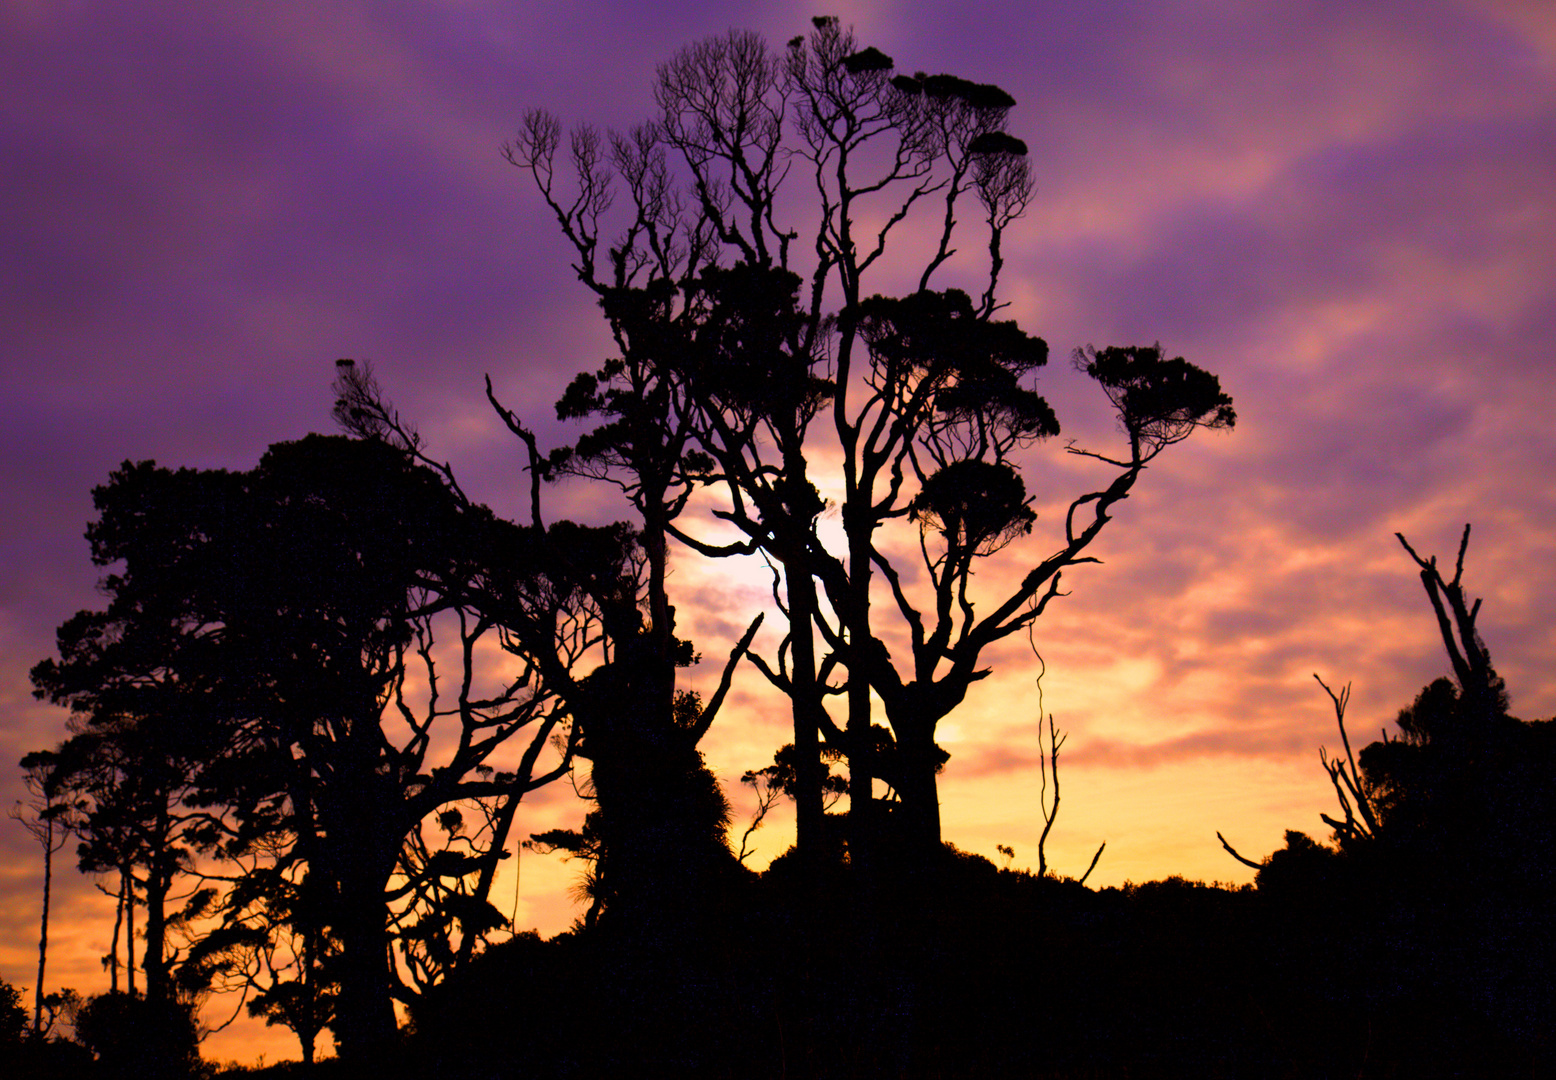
[2,0,1553,1065]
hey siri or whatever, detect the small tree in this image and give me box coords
[30,653,214,1008]
[736,743,849,863]
[1221,526,1555,1051]
[73,991,202,1080]
[0,977,25,1047]
[1353,527,1554,874]
[11,751,83,1037]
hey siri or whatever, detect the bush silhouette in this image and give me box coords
[73,992,203,1079]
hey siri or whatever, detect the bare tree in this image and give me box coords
[1033,714,1106,885]
[1315,676,1381,846]
[1395,524,1508,733]
[1028,651,1104,882]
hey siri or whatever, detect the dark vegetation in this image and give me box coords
[9,18,1550,1079]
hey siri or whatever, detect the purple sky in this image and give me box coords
[3,1,1554,1064]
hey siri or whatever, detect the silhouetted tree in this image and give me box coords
[495,129,785,917]
[337,364,767,1073]
[1032,712,1106,883]
[737,742,849,862]
[30,432,595,1071]
[0,977,24,1048]
[178,855,339,1065]
[198,435,591,1069]
[1353,529,1523,852]
[515,18,1234,872]
[1311,527,1552,873]
[527,807,610,929]
[2,976,92,1080]
[11,751,84,1036]
[1225,528,1543,874]
[340,360,761,948]
[1313,676,1381,846]
[31,480,237,1008]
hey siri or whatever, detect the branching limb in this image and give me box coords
[736,769,783,863]
[1078,842,1105,887]
[485,375,546,530]
[1036,711,1064,878]
[333,359,472,506]
[1314,674,1378,841]
[667,519,761,559]
[1026,638,1102,882]
[691,613,764,742]
[1217,831,1263,870]
[1396,525,1503,724]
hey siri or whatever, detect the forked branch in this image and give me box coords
[1314,674,1378,843]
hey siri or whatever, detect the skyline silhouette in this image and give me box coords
[3,2,1553,1066]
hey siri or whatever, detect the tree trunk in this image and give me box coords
[584,487,736,941]
[587,680,711,939]
[332,878,396,1071]
[454,787,521,969]
[32,813,52,1035]
[297,892,319,1068]
[895,726,944,856]
[322,773,400,1073]
[126,868,136,997]
[580,658,739,1074]
[142,802,172,1003]
[107,873,123,994]
[845,516,876,872]
[785,556,826,861]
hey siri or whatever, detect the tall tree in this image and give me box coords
[338,368,767,1074]
[31,460,242,1006]
[341,357,759,946]
[510,34,836,863]
[513,18,1233,867]
[31,433,589,1070]
[199,434,587,1068]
